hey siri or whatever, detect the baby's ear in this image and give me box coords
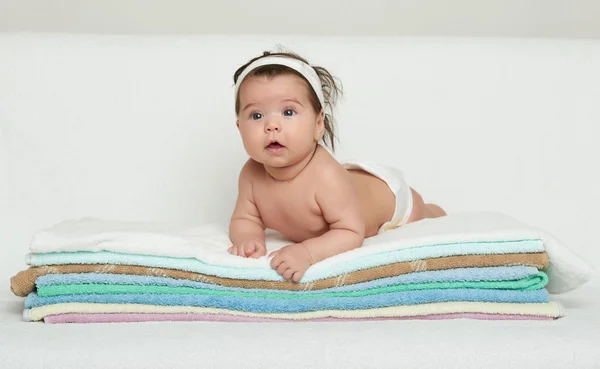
[314,109,325,141]
[236,119,240,129]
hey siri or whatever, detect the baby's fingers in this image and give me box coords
[248,247,266,258]
[269,253,283,269]
[243,243,256,256]
[291,271,304,283]
[228,245,245,257]
[276,262,290,275]
[282,268,296,281]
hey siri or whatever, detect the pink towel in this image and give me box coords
[43,312,555,324]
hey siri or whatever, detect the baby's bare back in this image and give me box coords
[250,148,396,242]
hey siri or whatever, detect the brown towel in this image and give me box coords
[10,252,548,297]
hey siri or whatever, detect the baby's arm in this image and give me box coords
[228,161,266,258]
[270,166,365,281]
[302,167,366,263]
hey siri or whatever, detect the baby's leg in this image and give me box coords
[425,204,447,218]
[407,188,446,223]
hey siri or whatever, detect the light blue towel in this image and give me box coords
[25,288,550,313]
[35,266,543,295]
[28,238,544,282]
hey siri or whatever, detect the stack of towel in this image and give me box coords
[10,212,593,323]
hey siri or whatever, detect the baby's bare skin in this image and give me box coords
[228,145,367,277]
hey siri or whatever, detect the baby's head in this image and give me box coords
[233,50,341,167]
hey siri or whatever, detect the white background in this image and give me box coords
[1,1,599,300]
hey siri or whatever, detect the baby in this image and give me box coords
[227,51,446,282]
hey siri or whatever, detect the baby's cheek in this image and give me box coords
[240,133,261,150]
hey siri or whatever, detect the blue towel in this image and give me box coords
[25,288,550,313]
[27,238,544,282]
[35,266,542,295]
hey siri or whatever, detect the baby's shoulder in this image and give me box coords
[238,159,264,183]
[311,147,350,183]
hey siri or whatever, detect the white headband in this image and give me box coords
[234,56,325,109]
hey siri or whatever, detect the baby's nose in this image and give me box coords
[265,118,281,132]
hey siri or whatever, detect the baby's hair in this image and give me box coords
[233,48,342,151]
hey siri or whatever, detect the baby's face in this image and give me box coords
[237,74,324,168]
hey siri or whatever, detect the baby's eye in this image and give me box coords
[283,109,296,117]
[251,113,263,120]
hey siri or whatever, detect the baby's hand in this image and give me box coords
[228,239,266,258]
[269,243,313,282]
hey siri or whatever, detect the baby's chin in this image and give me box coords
[253,154,300,169]
[258,157,292,168]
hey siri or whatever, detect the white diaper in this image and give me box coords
[342,160,414,234]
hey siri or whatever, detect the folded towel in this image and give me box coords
[23,301,565,322]
[25,289,550,313]
[35,266,543,293]
[42,312,556,324]
[27,239,544,284]
[27,212,594,293]
[10,253,550,297]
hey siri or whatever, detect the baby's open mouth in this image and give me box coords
[266,141,284,149]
